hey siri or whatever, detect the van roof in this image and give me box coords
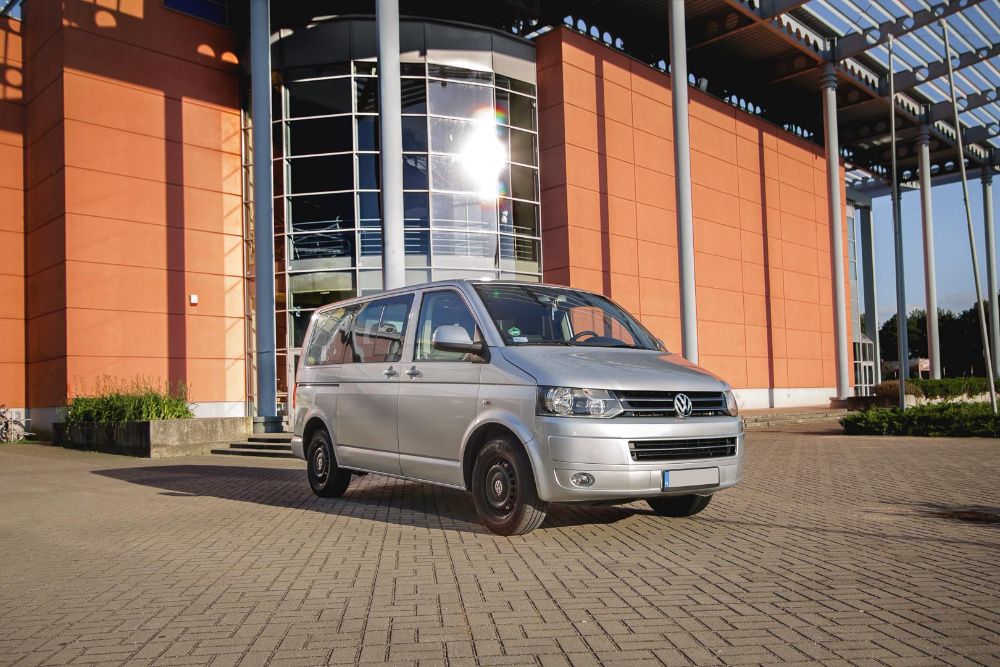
[312,278,602,313]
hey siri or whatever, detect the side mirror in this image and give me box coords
[431,325,484,355]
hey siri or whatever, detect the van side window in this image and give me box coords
[303,307,348,366]
[415,291,480,361]
[350,294,414,363]
[326,305,358,364]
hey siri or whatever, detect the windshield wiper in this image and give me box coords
[598,343,640,349]
[518,340,574,346]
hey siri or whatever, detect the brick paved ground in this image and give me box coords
[1,425,998,666]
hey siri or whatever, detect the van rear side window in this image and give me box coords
[303,306,356,366]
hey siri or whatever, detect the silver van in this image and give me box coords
[292,280,743,535]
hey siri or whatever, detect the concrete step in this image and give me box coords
[247,433,293,444]
[229,441,293,451]
[211,446,297,459]
[743,409,847,429]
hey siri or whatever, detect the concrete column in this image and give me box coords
[669,0,698,363]
[917,127,940,378]
[250,0,277,417]
[376,0,405,290]
[820,64,851,400]
[858,206,881,385]
[984,169,1000,379]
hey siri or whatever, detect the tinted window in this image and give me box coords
[415,291,480,361]
[289,192,355,232]
[287,79,352,117]
[289,154,354,193]
[304,306,355,366]
[350,295,414,363]
[289,231,355,264]
[428,80,492,119]
[287,116,353,155]
[400,79,427,114]
[355,78,379,113]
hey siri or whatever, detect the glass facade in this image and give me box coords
[268,20,541,407]
[847,202,875,396]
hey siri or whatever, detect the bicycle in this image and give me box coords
[0,406,31,443]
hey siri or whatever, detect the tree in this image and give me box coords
[878,310,927,362]
[878,303,993,377]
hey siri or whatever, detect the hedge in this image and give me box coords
[840,402,1000,437]
[67,376,193,425]
[910,377,990,399]
[873,379,923,398]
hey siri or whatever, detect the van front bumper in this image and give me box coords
[527,416,744,503]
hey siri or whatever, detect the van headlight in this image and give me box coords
[538,387,624,418]
[724,389,739,417]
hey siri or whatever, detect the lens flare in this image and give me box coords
[458,108,506,201]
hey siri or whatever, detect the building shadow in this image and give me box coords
[92,464,649,532]
[758,128,776,407]
[879,501,1000,526]
[711,516,999,549]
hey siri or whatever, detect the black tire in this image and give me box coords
[307,429,352,498]
[647,494,712,517]
[472,435,548,535]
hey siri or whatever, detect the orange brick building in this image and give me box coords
[537,29,851,408]
[0,3,856,434]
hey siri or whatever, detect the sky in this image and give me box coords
[863,174,1000,326]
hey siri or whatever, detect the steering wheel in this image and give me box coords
[569,330,600,342]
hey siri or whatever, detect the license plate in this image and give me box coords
[662,467,720,490]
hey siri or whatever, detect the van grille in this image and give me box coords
[616,390,727,418]
[629,437,737,461]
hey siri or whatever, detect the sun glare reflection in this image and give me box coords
[458,108,506,201]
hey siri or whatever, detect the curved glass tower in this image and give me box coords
[270,18,540,403]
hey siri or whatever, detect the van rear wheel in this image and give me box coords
[307,429,351,498]
[647,494,712,517]
[472,436,547,535]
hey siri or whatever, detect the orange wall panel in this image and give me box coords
[537,27,853,397]
[20,1,245,412]
[0,17,24,407]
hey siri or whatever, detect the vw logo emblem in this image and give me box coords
[674,393,693,419]
[494,480,504,495]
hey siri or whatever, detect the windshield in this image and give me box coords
[473,283,663,350]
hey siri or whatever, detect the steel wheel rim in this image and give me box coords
[483,456,518,517]
[312,444,329,483]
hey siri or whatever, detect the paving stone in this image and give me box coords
[0,428,998,666]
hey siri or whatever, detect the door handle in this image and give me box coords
[383,366,398,378]
[405,366,421,378]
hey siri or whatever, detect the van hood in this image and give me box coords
[498,346,728,392]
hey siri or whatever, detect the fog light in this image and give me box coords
[570,472,595,487]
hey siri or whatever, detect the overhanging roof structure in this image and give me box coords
[10,0,992,198]
[263,0,1000,199]
[516,0,1000,198]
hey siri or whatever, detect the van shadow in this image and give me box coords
[92,465,647,532]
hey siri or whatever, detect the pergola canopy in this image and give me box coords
[524,0,1000,196]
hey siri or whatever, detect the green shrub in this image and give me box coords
[66,376,193,425]
[873,379,924,398]
[840,402,1000,437]
[911,377,990,399]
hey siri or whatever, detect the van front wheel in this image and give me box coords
[646,494,712,517]
[307,429,351,498]
[472,436,547,535]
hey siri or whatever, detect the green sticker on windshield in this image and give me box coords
[507,326,521,337]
